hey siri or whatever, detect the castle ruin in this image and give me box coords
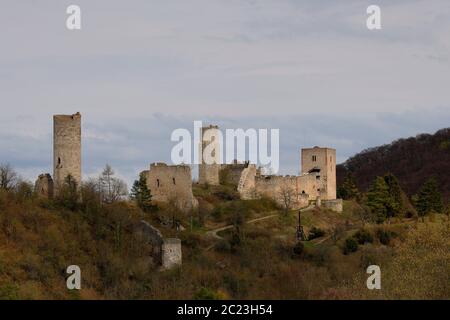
[198,125,221,185]
[136,220,182,270]
[236,146,342,212]
[35,113,82,198]
[191,123,343,212]
[301,147,336,200]
[53,113,82,194]
[34,173,54,199]
[141,162,198,212]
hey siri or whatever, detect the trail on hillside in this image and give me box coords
[205,205,315,250]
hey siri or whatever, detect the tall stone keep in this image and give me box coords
[53,113,81,194]
[198,125,221,185]
[301,147,336,200]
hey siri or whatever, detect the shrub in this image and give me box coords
[0,284,19,300]
[376,228,396,245]
[213,188,240,201]
[343,238,358,254]
[180,232,203,249]
[292,241,305,256]
[215,240,232,252]
[353,229,374,245]
[194,287,219,300]
[223,273,249,298]
[308,227,325,240]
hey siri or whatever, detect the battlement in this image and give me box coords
[53,112,81,121]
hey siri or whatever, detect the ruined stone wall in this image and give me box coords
[220,161,249,186]
[236,146,340,207]
[237,164,257,199]
[297,173,320,200]
[137,221,182,269]
[301,147,336,200]
[53,113,81,194]
[199,164,220,185]
[322,199,343,212]
[144,162,198,212]
[162,238,182,269]
[254,175,309,209]
[199,125,220,185]
[35,173,54,198]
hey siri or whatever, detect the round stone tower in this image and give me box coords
[53,112,81,194]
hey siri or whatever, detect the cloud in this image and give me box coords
[0,1,449,187]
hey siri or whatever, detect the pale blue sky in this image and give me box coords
[0,0,449,186]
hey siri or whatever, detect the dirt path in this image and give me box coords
[311,235,331,244]
[205,213,279,241]
[205,205,316,250]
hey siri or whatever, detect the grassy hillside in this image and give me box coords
[0,185,448,300]
[337,128,450,201]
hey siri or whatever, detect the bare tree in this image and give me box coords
[99,164,128,204]
[279,182,297,215]
[0,163,18,191]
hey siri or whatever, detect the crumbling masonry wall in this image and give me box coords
[143,162,198,212]
[137,221,182,270]
[35,173,54,199]
[237,164,258,199]
[220,160,250,186]
[53,113,81,194]
[253,175,309,209]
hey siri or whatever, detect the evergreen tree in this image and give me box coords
[383,173,404,217]
[366,176,395,223]
[415,177,444,217]
[130,173,153,212]
[338,173,361,200]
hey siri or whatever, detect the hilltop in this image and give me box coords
[0,182,448,300]
[337,128,450,201]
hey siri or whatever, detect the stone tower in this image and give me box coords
[301,147,336,200]
[53,112,81,194]
[198,125,221,185]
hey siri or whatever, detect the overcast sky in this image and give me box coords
[0,0,449,186]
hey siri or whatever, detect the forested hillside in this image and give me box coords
[337,128,450,201]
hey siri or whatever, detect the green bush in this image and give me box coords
[353,229,374,244]
[376,228,396,245]
[308,227,325,240]
[194,287,219,300]
[343,237,358,254]
[0,284,19,300]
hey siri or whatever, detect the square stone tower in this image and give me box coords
[53,113,81,194]
[198,125,221,185]
[301,147,336,200]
